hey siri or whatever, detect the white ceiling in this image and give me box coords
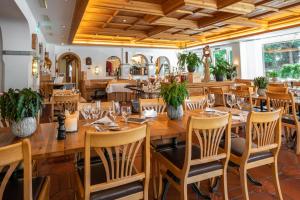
[25,0,76,44]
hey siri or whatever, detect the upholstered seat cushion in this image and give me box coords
[151,139,186,152]
[282,115,299,125]
[2,176,46,200]
[222,137,273,163]
[158,145,223,177]
[78,163,144,200]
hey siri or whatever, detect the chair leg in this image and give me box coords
[223,172,229,200]
[180,185,188,200]
[240,167,249,200]
[247,173,262,186]
[209,177,220,193]
[191,183,211,200]
[158,164,163,200]
[152,158,158,199]
[161,178,170,200]
[271,162,283,200]
[296,130,300,155]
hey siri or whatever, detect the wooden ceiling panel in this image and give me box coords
[71,0,300,48]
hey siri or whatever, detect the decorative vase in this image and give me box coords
[215,74,224,82]
[11,117,37,137]
[257,88,266,96]
[167,105,183,120]
[187,66,195,73]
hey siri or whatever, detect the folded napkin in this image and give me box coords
[143,109,158,118]
[92,116,113,125]
[205,108,228,115]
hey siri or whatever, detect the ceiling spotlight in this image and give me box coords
[122,19,127,23]
[61,25,66,29]
[61,42,64,46]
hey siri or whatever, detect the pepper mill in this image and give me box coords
[57,113,66,140]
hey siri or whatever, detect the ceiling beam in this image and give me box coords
[198,12,240,28]
[162,0,185,15]
[149,17,199,29]
[69,0,89,44]
[224,17,265,28]
[77,27,147,38]
[217,0,243,9]
[102,11,119,28]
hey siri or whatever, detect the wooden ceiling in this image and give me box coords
[69,0,300,48]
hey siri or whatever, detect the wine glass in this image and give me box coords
[226,93,236,110]
[109,106,117,122]
[121,106,132,123]
[83,104,92,119]
[236,97,245,110]
[207,94,215,108]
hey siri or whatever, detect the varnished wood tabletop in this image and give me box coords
[0,107,245,159]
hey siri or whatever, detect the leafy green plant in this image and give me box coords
[254,77,268,89]
[266,70,279,78]
[160,81,189,108]
[210,58,229,81]
[279,64,300,79]
[177,52,202,72]
[0,88,43,122]
[226,63,237,80]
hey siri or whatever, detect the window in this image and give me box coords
[212,47,233,65]
[263,39,300,78]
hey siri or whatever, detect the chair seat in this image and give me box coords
[223,137,273,163]
[151,139,185,152]
[78,163,143,200]
[3,176,46,200]
[158,145,223,177]
[282,115,299,125]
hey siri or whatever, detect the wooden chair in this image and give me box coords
[155,114,232,200]
[139,98,166,113]
[292,81,300,88]
[267,86,288,94]
[235,79,253,86]
[52,93,80,121]
[78,101,113,119]
[208,87,226,106]
[75,125,150,200]
[0,139,50,200]
[227,109,283,200]
[268,82,288,87]
[232,88,254,111]
[266,92,300,154]
[184,95,207,111]
[0,116,9,128]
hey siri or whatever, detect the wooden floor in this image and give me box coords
[35,143,300,200]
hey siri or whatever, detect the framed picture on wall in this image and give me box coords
[32,34,38,50]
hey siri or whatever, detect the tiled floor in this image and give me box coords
[36,144,300,200]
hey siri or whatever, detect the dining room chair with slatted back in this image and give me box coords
[75,125,150,200]
[52,93,80,121]
[0,116,9,128]
[208,87,226,106]
[268,82,288,87]
[155,114,231,200]
[266,92,300,154]
[0,139,50,200]
[139,98,166,114]
[232,87,254,111]
[267,86,288,94]
[227,109,283,200]
[184,95,207,111]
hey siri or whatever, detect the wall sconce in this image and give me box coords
[32,57,39,77]
[95,66,99,75]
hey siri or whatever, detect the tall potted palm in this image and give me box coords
[177,52,202,73]
[160,81,189,120]
[0,88,43,137]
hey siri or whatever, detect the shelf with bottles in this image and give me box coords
[129,65,149,76]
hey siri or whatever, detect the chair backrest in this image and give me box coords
[53,93,80,113]
[235,79,253,86]
[182,114,231,177]
[0,139,32,200]
[268,83,288,87]
[208,87,225,106]
[139,98,166,113]
[243,110,282,160]
[232,88,254,110]
[267,86,288,94]
[266,92,297,123]
[184,95,207,111]
[0,116,9,128]
[84,125,150,199]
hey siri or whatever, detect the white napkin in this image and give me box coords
[92,116,113,125]
[232,115,241,121]
[143,109,158,118]
[205,108,228,114]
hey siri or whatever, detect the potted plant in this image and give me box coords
[0,88,43,137]
[210,58,228,81]
[160,81,188,120]
[254,76,268,96]
[177,52,202,73]
[226,63,237,80]
[267,70,279,82]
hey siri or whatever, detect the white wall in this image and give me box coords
[54,45,179,80]
[0,27,3,92]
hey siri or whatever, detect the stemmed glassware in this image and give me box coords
[121,106,132,123]
[109,106,117,122]
[236,96,245,110]
[207,94,215,108]
[226,93,236,110]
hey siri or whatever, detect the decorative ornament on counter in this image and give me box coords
[202,45,212,82]
[57,113,66,140]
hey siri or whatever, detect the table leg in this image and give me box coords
[260,99,264,111]
[298,105,300,117]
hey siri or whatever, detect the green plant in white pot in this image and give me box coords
[0,88,43,137]
[160,81,188,120]
[254,76,268,96]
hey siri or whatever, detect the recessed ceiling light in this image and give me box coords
[122,19,127,23]
[61,42,64,46]
[61,25,66,29]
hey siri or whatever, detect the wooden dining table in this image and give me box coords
[0,107,245,160]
